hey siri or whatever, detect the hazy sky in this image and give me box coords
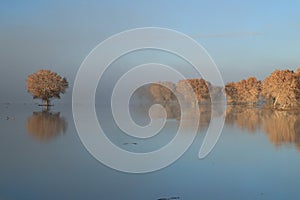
[1,0,300,103]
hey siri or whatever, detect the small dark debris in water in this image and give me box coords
[157,197,180,200]
[4,116,15,120]
[123,142,138,145]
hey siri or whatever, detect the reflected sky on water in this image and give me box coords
[1,102,300,200]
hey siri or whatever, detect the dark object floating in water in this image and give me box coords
[157,197,180,200]
[123,142,138,145]
[4,116,15,120]
[38,104,54,107]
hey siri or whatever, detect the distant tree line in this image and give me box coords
[147,67,300,109]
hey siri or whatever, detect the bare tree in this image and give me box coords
[224,77,261,104]
[261,69,300,109]
[26,69,68,107]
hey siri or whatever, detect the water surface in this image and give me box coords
[1,103,300,200]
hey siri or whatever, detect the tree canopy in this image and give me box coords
[26,69,68,106]
[224,77,261,104]
[176,78,211,103]
[143,66,300,109]
[149,81,177,102]
[261,69,300,109]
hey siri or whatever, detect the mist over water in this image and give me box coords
[1,1,300,199]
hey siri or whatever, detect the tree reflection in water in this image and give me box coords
[26,111,67,141]
[225,105,300,151]
[148,101,300,151]
[134,100,218,131]
[130,85,300,152]
[225,105,261,133]
[261,110,300,149]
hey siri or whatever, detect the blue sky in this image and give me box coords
[0,0,300,102]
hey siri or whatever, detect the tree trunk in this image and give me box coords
[44,99,50,107]
[273,96,279,108]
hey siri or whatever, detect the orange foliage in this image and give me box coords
[261,69,300,109]
[224,77,261,104]
[149,81,177,102]
[26,69,68,105]
[176,78,211,103]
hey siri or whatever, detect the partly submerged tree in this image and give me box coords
[224,77,261,104]
[176,78,211,104]
[149,81,177,102]
[261,69,300,109]
[26,69,68,106]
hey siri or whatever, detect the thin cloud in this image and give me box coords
[191,31,263,38]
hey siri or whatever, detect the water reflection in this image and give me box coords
[261,109,300,149]
[149,101,181,120]
[26,111,67,141]
[225,105,300,150]
[225,105,261,133]
[132,100,219,131]
[143,100,300,150]
[132,85,225,130]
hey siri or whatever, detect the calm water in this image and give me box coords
[1,103,300,200]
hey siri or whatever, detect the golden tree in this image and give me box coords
[261,69,300,109]
[176,78,211,104]
[149,81,177,102]
[296,66,300,74]
[224,77,261,104]
[26,69,68,106]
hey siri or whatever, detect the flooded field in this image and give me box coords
[1,103,300,200]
